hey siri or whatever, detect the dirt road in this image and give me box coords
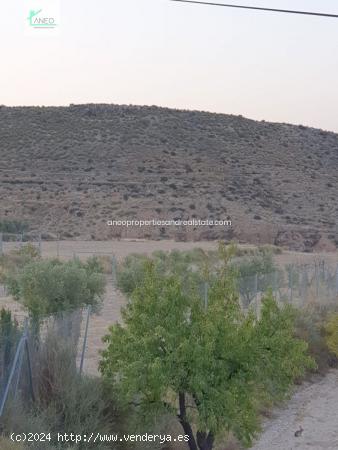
[251,370,338,450]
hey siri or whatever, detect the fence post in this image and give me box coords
[79,306,91,375]
[315,263,319,301]
[111,255,117,285]
[254,273,258,302]
[0,232,3,256]
[56,238,60,258]
[38,233,42,255]
[273,271,278,300]
[24,338,35,404]
[289,266,293,303]
[13,342,25,401]
[204,282,209,311]
[0,323,29,417]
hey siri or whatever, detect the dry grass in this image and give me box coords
[0,438,23,450]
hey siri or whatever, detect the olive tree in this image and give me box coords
[9,258,105,318]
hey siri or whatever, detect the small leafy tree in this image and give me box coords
[232,251,282,307]
[101,246,314,449]
[11,259,105,317]
[116,248,216,299]
[0,244,41,290]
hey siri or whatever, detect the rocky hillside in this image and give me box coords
[0,104,337,251]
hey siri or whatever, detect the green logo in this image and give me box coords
[27,9,57,28]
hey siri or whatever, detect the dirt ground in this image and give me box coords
[251,370,338,450]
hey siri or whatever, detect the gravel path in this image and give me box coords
[251,370,338,450]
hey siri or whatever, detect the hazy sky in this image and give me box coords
[1,0,338,131]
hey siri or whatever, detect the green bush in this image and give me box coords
[7,259,105,319]
[231,251,282,307]
[295,304,338,374]
[2,249,106,320]
[116,247,220,299]
[0,244,41,285]
[325,312,338,358]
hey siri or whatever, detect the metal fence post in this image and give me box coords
[111,255,117,285]
[273,271,278,300]
[24,338,35,403]
[13,342,25,401]
[254,273,258,303]
[315,263,319,301]
[0,323,29,417]
[289,266,293,303]
[204,282,209,311]
[79,306,91,375]
[0,232,3,256]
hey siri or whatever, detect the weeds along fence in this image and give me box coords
[238,261,338,309]
[0,307,91,419]
[0,233,119,261]
[0,232,42,256]
[196,261,338,312]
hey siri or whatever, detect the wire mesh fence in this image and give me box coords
[0,232,42,255]
[235,263,338,312]
[0,307,91,419]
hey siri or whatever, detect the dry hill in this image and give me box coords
[0,104,337,251]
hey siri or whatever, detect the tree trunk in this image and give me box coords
[177,392,198,450]
[197,431,214,450]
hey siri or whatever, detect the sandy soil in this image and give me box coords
[79,276,125,376]
[251,370,338,450]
